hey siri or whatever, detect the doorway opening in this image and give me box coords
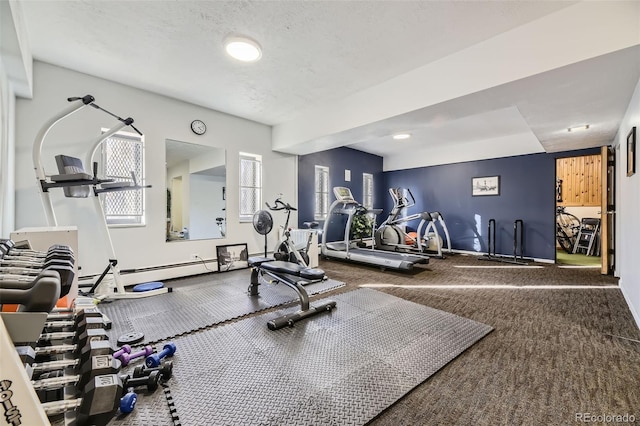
[555,154,602,267]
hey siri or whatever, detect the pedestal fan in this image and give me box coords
[252,210,273,257]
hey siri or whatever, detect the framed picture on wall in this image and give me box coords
[627,126,636,177]
[472,176,500,196]
[216,243,249,272]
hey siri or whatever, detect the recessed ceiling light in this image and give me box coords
[224,35,262,62]
[567,124,590,132]
[393,133,411,140]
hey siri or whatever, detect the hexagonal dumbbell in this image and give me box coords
[132,360,173,381]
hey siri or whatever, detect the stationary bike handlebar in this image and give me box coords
[265,197,297,212]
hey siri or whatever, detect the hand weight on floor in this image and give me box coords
[117,345,153,367]
[133,360,173,381]
[145,342,176,368]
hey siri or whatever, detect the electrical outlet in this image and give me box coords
[191,254,199,260]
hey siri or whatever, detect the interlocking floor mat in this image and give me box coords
[106,288,492,426]
[99,269,345,345]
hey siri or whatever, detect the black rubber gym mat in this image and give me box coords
[99,269,345,345]
[132,288,491,426]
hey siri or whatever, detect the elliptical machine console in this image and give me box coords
[374,187,451,258]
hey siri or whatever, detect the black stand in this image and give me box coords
[479,219,532,265]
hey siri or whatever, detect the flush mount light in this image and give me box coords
[224,35,262,62]
[393,133,411,140]
[567,124,590,132]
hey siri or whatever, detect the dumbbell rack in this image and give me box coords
[0,315,51,425]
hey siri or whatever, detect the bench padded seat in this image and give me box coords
[259,261,325,281]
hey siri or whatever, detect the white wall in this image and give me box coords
[615,76,640,328]
[189,173,225,240]
[14,61,297,283]
[563,206,601,223]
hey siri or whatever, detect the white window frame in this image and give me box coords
[363,173,374,210]
[239,152,262,222]
[314,165,330,220]
[101,130,146,226]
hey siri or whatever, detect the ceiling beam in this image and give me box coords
[272,1,640,155]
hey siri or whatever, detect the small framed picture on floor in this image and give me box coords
[216,243,249,272]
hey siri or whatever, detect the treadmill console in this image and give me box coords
[333,187,355,202]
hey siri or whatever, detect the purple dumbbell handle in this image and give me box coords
[120,345,153,366]
[113,344,131,359]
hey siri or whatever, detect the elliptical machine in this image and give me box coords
[374,187,451,258]
[265,195,318,268]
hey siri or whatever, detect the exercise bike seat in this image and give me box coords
[260,261,325,281]
[303,221,319,229]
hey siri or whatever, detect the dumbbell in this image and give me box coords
[35,338,113,368]
[116,370,160,416]
[31,354,121,401]
[47,305,102,322]
[40,374,125,426]
[145,343,176,368]
[42,313,106,334]
[35,315,107,363]
[0,240,73,259]
[133,360,173,381]
[113,344,131,359]
[38,327,108,350]
[0,273,60,312]
[0,245,74,261]
[121,370,161,393]
[31,339,116,377]
[0,262,74,297]
[116,345,153,367]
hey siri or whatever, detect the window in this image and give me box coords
[314,165,329,220]
[239,152,262,222]
[101,131,145,225]
[363,173,374,209]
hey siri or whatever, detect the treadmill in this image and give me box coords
[321,187,429,271]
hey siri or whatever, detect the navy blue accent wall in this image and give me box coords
[298,147,384,241]
[382,148,601,260]
[297,145,600,260]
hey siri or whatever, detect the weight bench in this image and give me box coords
[248,257,336,330]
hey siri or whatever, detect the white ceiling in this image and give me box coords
[18,1,640,170]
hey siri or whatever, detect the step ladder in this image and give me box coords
[572,218,600,256]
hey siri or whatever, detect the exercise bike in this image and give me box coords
[266,195,318,268]
[216,209,226,238]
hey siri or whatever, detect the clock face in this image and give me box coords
[191,120,206,135]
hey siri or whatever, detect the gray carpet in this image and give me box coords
[99,269,345,345]
[317,255,640,425]
[106,288,492,426]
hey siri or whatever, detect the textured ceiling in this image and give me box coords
[18,1,640,167]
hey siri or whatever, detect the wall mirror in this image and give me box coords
[165,139,226,241]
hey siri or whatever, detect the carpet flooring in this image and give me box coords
[317,254,639,425]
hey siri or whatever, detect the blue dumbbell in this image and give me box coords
[120,390,137,414]
[145,343,176,368]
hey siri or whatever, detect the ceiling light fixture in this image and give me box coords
[393,133,411,140]
[224,35,262,62]
[567,124,590,132]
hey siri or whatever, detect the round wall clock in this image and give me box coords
[191,120,206,135]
